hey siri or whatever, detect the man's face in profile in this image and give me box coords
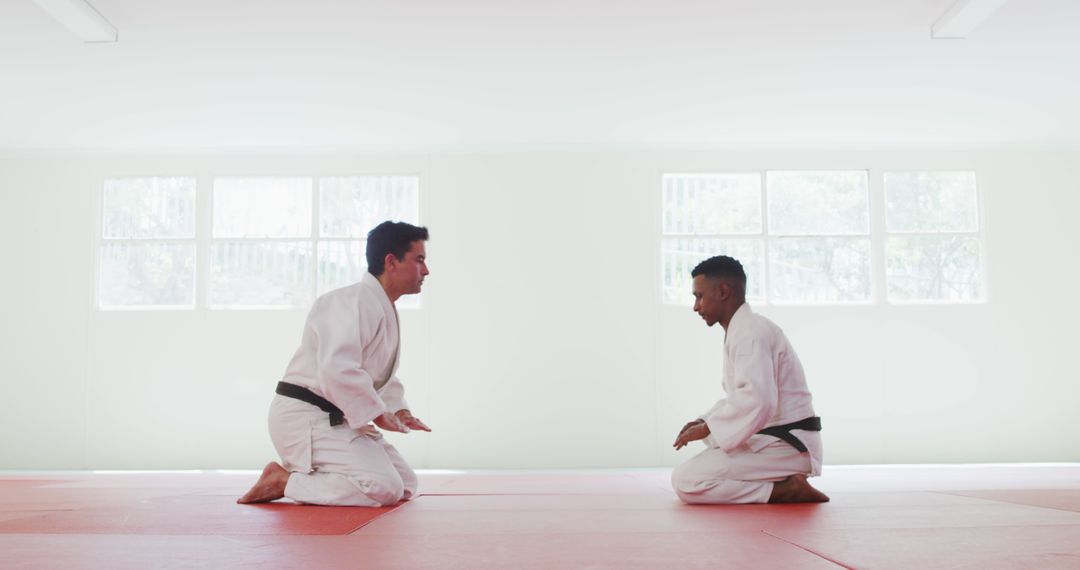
[392,240,429,295]
[692,275,724,327]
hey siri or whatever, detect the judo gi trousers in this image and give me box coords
[268,395,417,506]
[672,432,822,504]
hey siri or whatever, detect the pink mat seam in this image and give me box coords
[346,501,411,534]
[761,529,855,570]
[936,491,1080,514]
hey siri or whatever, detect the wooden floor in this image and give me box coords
[1,464,1079,569]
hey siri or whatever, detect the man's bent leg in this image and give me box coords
[285,470,403,506]
[284,424,405,507]
[672,450,772,504]
[672,442,816,505]
[380,439,418,500]
[238,396,309,505]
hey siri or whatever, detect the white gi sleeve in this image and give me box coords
[704,337,778,452]
[698,400,725,421]
[309,294,388,429]
[379,375,410,413]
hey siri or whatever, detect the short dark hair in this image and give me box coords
[691,255,747,297]
[366,221,429,276]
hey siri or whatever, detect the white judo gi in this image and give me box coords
[672,303,823,504]
[269,273,417,507]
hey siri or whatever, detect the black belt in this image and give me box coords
[756,416,821,453]
[276,382,345,426]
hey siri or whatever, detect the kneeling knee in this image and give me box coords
[374,476,406,506]
[671,465,722,501]
[672,478,711,504]
[674,489,711,505]
[671,468,699,497]
[353,474,405,507]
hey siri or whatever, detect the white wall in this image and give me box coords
[1,148,1077,469]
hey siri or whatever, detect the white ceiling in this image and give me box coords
[2,0,1079,151]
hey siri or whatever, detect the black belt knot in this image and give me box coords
[756,416,821,452]
[276,382,345,426]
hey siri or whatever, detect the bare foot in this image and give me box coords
[237,462,290,504]
[768,473,830,504]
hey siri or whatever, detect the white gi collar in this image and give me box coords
[724,302,753,341]
[360,271,396,313]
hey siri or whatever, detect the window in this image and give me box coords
[662,171,871,305]
[98,175,420,310]
[210,177,313,308]
[661,173,766,304]
[318,176,421,307]
[884,172,983,302]
[661,170,983,305]
[98,177,197,309]
[766,171,872,304]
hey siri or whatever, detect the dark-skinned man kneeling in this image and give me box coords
[672,255,829,504]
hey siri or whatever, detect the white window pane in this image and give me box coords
[320,176,420,238]
[887,236,982,302]
[318,240,367,294]
[661,238,764,304]
[769,237,871,303]
[210,242,312,307]
[99,243,195,307]
[103,177,195,239]
[213,178,312,238]
[885,171,979,233]
[767,171,869,236]
[662,174,762,235]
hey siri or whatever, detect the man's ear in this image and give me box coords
[383,253,397,272]
[717,280,731,300]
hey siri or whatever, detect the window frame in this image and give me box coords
[95,176,199,311]
[881,170,987,305]
[764,169,874,306]
[661,170,876,306]
[660,169,985,306]
[314,175,422,308]
[208,176,317,310]
[95,173,422,311]
[659,172,768,305]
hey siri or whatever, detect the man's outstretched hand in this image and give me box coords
[374,412,409,432]
[673,418,710,450]
[395,409,432,432]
